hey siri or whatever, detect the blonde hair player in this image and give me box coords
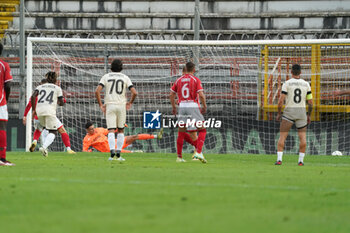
[276,64,313,166]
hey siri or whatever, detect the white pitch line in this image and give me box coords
[1,177,350,193]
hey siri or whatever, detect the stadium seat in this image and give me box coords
[0,1,18,38]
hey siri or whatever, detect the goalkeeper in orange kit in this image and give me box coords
[83,121,163,153]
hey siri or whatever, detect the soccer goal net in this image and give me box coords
[26,38,350,155]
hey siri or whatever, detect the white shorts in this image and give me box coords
[34,117,63,131]
[106,104,126,129]
[0,105,8,121]
[178,102,204,129]
[283,108,308,129]
[37,115,63,130]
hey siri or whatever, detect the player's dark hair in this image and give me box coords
[0,43,3,55]
[185,62,195,73]
[111,59,123,72]
[291,64,301,76]
[40,78,48,84]
[85,121,93,129]
[45,71,57,84]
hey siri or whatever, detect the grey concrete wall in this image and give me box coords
[12,13,350,31]
[24,0,350,13]
[3,0,349,43]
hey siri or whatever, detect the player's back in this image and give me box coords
[35,83,63,116]
[171,74,203,104]
[100,72,133,105]
[0,59,12,106]
[282,78,311,118]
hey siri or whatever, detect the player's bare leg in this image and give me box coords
[58,126,76,154]
[125,135,138,145]
[276,119,294,165]
[297,126,307,166]
[0,121,14,166]
[176,127,187,162]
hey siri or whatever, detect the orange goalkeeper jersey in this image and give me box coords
[83,127,129,152]
[83,128,110,152]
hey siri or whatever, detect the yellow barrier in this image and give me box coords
[262,43,350,121]
[0,1,17,38]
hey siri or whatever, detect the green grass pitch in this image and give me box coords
[1,152,350,233]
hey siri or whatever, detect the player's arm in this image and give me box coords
[23,99,32,117]
[95,84,105,113]
[307,99,313,124]
[56,87,65,106]
[306,91,313,124]
[4,62,12,102]
[126,87,137,110]
[31,90,39,112]
[198,91,207,114]
[277,93,286,121]
[23,99,32,125]
[334,89,350,96]
[4,81,11,102]
[82,139,91,152]
[169,91,177,115]
[57,97,65,106]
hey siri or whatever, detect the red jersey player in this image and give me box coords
[0,43,15,166]
[170,62,207,163]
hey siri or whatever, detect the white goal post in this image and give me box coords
[26,37,350,155]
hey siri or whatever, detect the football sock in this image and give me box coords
[177,131,185,158]
[137,134,155,140]
[298,152,305,163]
[61,132,71,148]
[33,129,42,141]
[110,149,115,158]
[108,132,116,151]
[277,151,283,161]
[41,129,49,144]
[0,130,7,159]
[196,129,207,153]
[184,133,196,147]
[43,133,55,149]
[116,133,124,151]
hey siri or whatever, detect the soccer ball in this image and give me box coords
[331,151,343,156]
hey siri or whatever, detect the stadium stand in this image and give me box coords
[0,0,19,38]
[1,0,350,46]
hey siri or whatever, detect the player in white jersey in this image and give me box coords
[31,71,65,157]
[95,59,137,161]
[276,64,313,166]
